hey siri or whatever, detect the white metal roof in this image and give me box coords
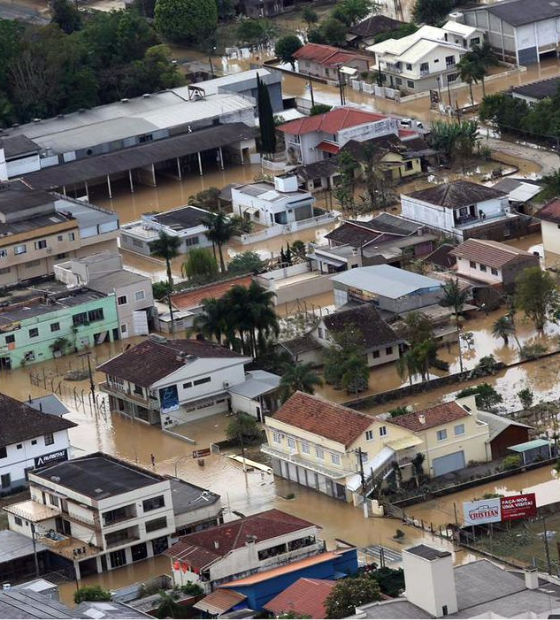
[442,20,480,38]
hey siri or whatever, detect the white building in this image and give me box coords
[401,180,522,241]
[0,392,76,493]
[3,453,222,580]
[537,198,560,260]
[367,22,484,94]
[98,336,280,427]
[232,176,315,227]
[165,509,323,592]
[54,252,154,339]
[463,0,560,65]
[278,107,398,166]
[120,206,213,257]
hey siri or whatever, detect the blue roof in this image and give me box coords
[509,438,552,452]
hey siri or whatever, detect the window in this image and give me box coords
[407,80,414,89]
[17,444,22,450]
[405,161,414,171]
[366,430,374,441]
[68,233,75,241]
[117,295,128,305]
[420,62,429,73]
[0,250,7,258]
[301,442,310,454]
[1,474,10,488]
[480,264,487,272]
[193,377,211,386]
[29,328,39,338]
[135,290,146,301]
[50,322,60,332]
[272,431,282,444]
[317,327,324,339]
[372,350,380,359]
[133,384,143,396]
[5,335,15,344]
[447,73,458,83]
[454,424,465,436]
[0,447,6,459]
[182,381,193,389]
[470,37,480,46]
[379,426,387,437]
[31,439,37,446]
[331,453,341,465]
[469,261,476,268]
[491,268,499,276]
[143,495,165,512]
[121,324,128,334]
[110,549,126,568]
[57,235,63,242]
[49,494,60,507]
[316,447,324,460]
[56,253,69,260]
[44,433,54,446]
[386,346,393,355]
[139,134,153,144]
[436,429,447,441]
[145,517,167,533]
[406,63,412,70]
[15,516,22,526]
[185,237,200,247]
[14,244,27,255]
[34,239,47,250]
[445,55,456,66]
[88,308,104,322]
[395,77,402,86]
[133,239,144,248]
[0,267,10,275]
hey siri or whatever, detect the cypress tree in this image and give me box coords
[257,75,276,156]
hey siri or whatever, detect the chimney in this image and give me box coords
[214,541,220,550]
[418,414,426,425]
[403,545,458,617]
[525,567,539,590]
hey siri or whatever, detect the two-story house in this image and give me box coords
[401,180,526,241]
[0,283,119,370]
[54,252,155,339]
[165,509,323,592]
[232,175,315,227]
[278,107,399,166]
[314,304,403,368]
[262,393,492,501]
[367,21,484,94]
[0,181,119,288]
[293,44,371,82]
[449,238,539,289]
[98,336,280,427]
[3,453,222,580]
[0,392,76,494]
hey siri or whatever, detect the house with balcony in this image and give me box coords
[0,282,119,370]
[367,21,484,94]
[262,392,493,501]
[0,180,119,288]
[232,175,315,227]
[0,392,76,494]
[278,107,398,166]
[401,180,527,241]
[292,44,371,82]
[98,336,280,427]
[165,509,323,593]
[3,453,222,580]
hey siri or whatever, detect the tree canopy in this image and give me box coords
[154,0,217,44]
[515,266,560,331]
[324,576,382,618]
[227,251,265,275]
[274,35,302,69]
[412,0,455,25]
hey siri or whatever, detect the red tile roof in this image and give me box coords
[316,141,340,154]
[171,275,253,311]
[293,43,370,67]
[449,238,537,269]
[97,338,243,387]
[264,578,335,618]
[538,198,560,224]
[194,589,247,615]
[165,509,317,569]
[390,401,469,432]
[271,392,374,447]
[279,107,387,136]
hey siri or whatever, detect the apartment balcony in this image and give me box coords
[106,535,140,549]
[258,542,324,569]
[103,512,137,528]
[38,532,101,561]
[261,444,354,480]
[62,507,102,533]
[420,69,430,77]
[100,382,157,408]
[105,525,141,549]
[384,63,403,74]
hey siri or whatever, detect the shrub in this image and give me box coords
[502,455,522,471]
[310,103,332,116]
[518,387,534,409]
[179,583,204,596]
[226,412,263,446]
[389,406,409,418]
[519,343,548,360]
[457,383,502,410]
[74,586,112,604]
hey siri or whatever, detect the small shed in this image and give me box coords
[509,438,553,465]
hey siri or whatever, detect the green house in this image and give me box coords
[0,285,119,369]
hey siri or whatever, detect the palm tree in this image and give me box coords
[441,278,469,327]
[458,57,481,105]
[471,42,499,97]
[194,297,230,344]
[203,212,236,272]
[396,348,421,386]
[492,314,515,346]
[279,362,322,402]
[149,231,181,332]
[246,281,278,355]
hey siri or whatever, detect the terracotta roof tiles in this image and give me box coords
[538,198,560,224]
[449,238,537,269]
[390,401,469,432]
[171,275,253,311]
[264,578,335,618]
[279,107,387,136]
[406,180,506,208]
[293,43,370,67]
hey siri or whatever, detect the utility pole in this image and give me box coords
[337,68,346,106]
[543,515,553,575]
[30,522,40,577]
[236,411,249,488]
[78,352,95,404]
[354,447,367,513]
[308,75,315,108]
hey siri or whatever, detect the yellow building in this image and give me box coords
[262,393,491,502]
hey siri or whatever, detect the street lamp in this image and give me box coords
[209,46,217,79]
[337,66,358,106]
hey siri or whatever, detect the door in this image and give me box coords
[432,451,465,477]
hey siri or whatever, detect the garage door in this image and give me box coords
[432,451,465,477]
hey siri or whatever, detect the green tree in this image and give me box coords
[457,383,503,410]
[154,590,182,619]
[515,266,560,331]
[74,586,112,604]
[334,151,360,214]
[226,412,263,445]
[194,297,230,344]
[51,0,82,34]
[321,18,348,46]
[430,119,479,162]
[181,247,219,283]
[228,251,265,275]
[457,56,484,105]
[307,28,326,44]
[402,311,434,346]
[279,362,323,401]
[274,35,302,70]
[469,42,498,96]
[492,315,516,346]
[203,212,236,272]
[123,44,185,97]
[257,75,276,155]
[331,0,378,26]
[310,103,332,116]
[237,18,277,47]
[411,453,425,487]
[155,0,217,44]
[518,387,534,409]
[441,278,469,326]
[325,576,382,619]
[341,352,370,394]
[149,231,181,329]
[188,187,221,212]
[302,6,319,28]
[412,0,454,25]
[323,326,369,393]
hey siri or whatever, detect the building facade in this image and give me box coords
[293,44,371,82]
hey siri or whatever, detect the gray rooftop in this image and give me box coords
[170,478,220,515]
[473,0,560,27]
[406,544,451,560]
[88,269,150,294]
[54,196,119,232]
[235,182,310,201]
[193,68,279,96]
[476,410,531,442]
[331,265,443,298]
[0,589,73,619]
[27,394,70,417]
[0,530,48,564]
[228,370,281,399]
[74,601,152,619]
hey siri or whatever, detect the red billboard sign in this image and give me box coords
[500,493,537,521]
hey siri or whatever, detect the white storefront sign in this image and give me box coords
[463,498,502,525]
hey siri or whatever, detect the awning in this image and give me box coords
[307,252,346,267]
[346,446,395,492]
[316,141,340,155]
[242,206,260,215]
[385,435,423,451]
[509,439,552,453]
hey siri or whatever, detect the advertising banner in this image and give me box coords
[463,498,502,526]
[500,494,537,521]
